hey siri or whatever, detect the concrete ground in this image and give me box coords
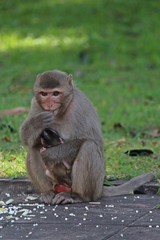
[0,179,160,240]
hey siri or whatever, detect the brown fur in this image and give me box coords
[20,70,153,205]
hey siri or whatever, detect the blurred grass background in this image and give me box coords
[0,0,160,179]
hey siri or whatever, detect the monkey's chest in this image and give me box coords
[56,125,74,140]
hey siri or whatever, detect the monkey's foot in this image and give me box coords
[51,192,74,205]
[52,192,74,204]
[51,192,82,205]
[40,191,55,204]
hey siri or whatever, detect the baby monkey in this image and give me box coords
[40,128,81,193]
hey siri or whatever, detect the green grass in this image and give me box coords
[0,0,160,179]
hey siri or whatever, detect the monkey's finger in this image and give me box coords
[40,147,46,153]
[62,198,74,204]
[52,194,65,205]
[62,160,71,170]
[40,192,55,204]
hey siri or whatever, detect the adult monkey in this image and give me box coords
[20,70,153,204]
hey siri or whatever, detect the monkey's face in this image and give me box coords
[38,88,63,111]
[34,70,73,113]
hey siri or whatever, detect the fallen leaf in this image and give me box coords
[26,195,38,201]
[117,138,126,146]
[147,128,160,138]
[2,136,12,142]
[0,207,7,213]
[0,201,5,206]
[113,122,126,132]
[6,199,14,205]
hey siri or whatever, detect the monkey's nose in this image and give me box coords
[48,105,56,111]
[47,103,53,109]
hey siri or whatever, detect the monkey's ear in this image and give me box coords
[36,73,41,78]
[36,73,41,82]
[67,74,73,86]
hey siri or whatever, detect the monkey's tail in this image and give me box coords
[103,173,154,197]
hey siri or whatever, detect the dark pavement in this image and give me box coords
[1,192,160,240]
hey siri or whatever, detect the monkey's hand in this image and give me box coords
[40,191,55,204]
[40,147,46,153]
[20,111,54,147]
[32,111,54,130]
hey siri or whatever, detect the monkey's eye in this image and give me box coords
[53,91,60,96]
[40,92,48,96]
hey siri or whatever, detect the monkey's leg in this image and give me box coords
[51,141,104,205]
[26,150,55,202]
[27,154,56,204]
[71,141,105,202]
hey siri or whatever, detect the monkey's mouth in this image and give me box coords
[44,105,61,112]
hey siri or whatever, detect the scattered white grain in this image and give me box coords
[89,202,101,205]
[83,218,86,221]
[5,193,11,197]
[65,218,68,221]
[149,211,153,214]
[156,225,160,228]
[21,209,31,216]
[107,204,114,208]
[99,214,103,218]
[65,206,69,210]
[69,213,76,217]
[111,217,117,220]
[111,204,114,207]
[41,216,47,219]
[136,210,139,213]
[120,233,124,237]
[33,223,38,227]
[96,225,99,228]
[85,206,89,211]
[150,219,153,222]
[121,220,124,223]
[36,204,45,209]
[134,196,140,199]
[149,225,152,228]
